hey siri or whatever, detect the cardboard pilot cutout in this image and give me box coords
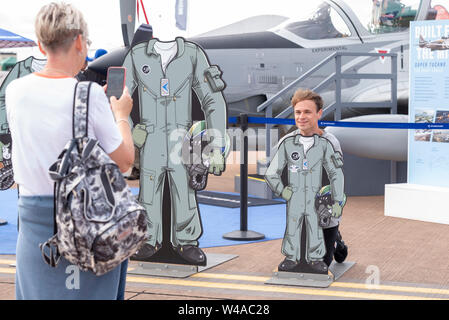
[0,56,46,190]
[124,37,228,266]
[265,133,345,274]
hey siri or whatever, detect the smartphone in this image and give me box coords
[106,67,126,100]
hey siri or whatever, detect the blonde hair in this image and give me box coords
[35,2,88,52]
[291,88,323,112]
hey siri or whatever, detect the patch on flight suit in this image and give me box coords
[289,164,300,172]
[291,152,300,161]
[161,78,169,96]
[204,66,225,92]
[331,152,344,168]
[142,65,150,74]
[302,159,308,170]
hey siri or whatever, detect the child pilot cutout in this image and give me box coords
[265,133,344,274]
[123,37,227,265]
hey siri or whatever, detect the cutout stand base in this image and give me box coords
[266,271,334,288]
[128,253,238,278]
[266,261,356,288]
[329,261,355,281]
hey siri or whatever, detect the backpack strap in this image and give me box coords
[72,81,93,139]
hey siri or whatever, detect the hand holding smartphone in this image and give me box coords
[106,67,126,100]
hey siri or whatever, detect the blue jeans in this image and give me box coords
[117,259,128,300]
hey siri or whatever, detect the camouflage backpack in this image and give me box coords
[40,81,148,276]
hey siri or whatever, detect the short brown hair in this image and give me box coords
[291,88,323,112]
[35,2,88,52]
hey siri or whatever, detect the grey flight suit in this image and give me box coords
[122,37,227,247]
[265,134,344,262]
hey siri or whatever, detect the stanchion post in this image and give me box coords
[240,114,248,232]
[223,114,265,241]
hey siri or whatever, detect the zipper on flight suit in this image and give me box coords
[156,50,176,168]
[299,135,317,197]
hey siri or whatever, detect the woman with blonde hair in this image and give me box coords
[6,2,135,299]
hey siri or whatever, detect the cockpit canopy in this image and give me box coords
[280,0,449,39]
[284,2,351,39]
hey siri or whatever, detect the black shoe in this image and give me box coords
[278,258,298,272]
[334,231,348,263]
[130,243,159,261]
[127,167,140,180]
[176,245,206,265]
[308,261,328,274]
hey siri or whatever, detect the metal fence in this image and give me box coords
[256,51,398,160]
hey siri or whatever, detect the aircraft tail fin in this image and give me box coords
[120,0,136,47]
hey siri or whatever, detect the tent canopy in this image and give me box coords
[0,28,36,48]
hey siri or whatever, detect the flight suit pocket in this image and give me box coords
[140,94,157,126]
[286,215,299,237]
[132,124,148,148]
[311,168,322,193]
[146,124,154,134]
[204,66,225,92]
[176,123,190,130]
[187,187,197,210]
[317,218,324,240]
[140,169,156,205]
[286,195,300,236]
[174,76,192,126]
[331,152,344,168]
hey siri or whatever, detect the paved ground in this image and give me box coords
[1,152,449,300]
[1,194,449,300]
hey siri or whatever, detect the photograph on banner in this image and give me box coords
[435,110,449,123]
[431,130,449,143]
[414,129,432,141]
[408,19,449,187]
[414,109,434,142]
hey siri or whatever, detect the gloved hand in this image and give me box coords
[331,201,343,218]
[188,163,209,191]
[281,186,293,201]
[204,148,224,175]
[132,124,148,148]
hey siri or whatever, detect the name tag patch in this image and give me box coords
[302,159,308,170]
[161,78,169,96]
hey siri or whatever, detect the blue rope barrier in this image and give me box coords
[318,121,448,129]
[227,116,448,129]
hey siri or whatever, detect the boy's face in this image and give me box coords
[293,99,322,135]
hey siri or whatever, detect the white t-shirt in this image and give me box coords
[6,73,123,196]
[298,136,314,154]
[153,41,178,73]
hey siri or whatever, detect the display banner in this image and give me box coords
[409,20,449,187]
